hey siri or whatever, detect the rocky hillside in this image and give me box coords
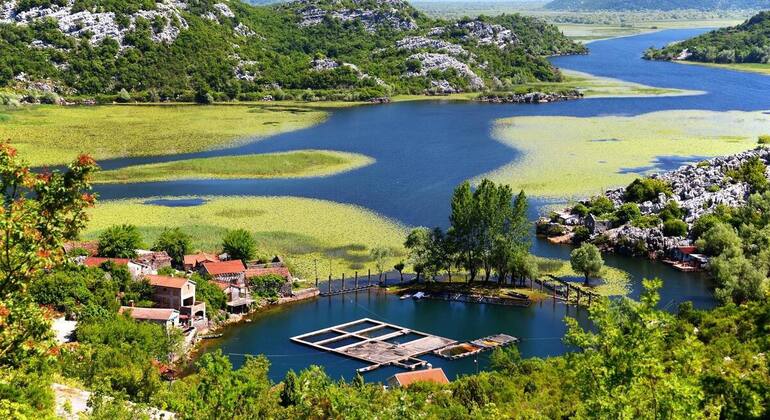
[0,0,586,102]
[545,0,770,11]
[539,147,770,258]
[645,11,770,64]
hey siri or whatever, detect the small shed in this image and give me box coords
[586,214,611,235]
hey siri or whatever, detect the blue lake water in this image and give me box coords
[95,29,769,381]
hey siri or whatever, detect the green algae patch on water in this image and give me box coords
[481,110,768,199]
[94,150,374,183]
[537,257,631,297]
[84,196,408,279]
[560,70,702,98]
[0,103,332,166]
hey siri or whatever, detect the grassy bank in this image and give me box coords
[0,103,339,166]
[94,150,374,183]
[83,196,408,278]
[482,110,766,198]
[677,60,770,76]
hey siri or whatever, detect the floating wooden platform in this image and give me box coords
[435,333,518,360]
[290,318,457,373]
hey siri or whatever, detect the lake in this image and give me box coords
[95,29,769,381]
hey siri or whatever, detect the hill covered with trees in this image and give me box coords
[0,0,586,102]
[545,0,770,11]
[644,11,770,63]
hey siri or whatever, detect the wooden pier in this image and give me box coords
[290,318,457,373]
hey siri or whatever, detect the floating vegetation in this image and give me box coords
[481,110,767,199]
[84,196,408,278]
[536,257,631,297]
[0,104,332,166]
[94,150,375,183]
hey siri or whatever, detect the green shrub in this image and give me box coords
[632,214,662,229]
[614,203,641,225]
[249,274,286,298]
[624,178,672,203]
[571,203,589,217]
[663,219,688,237]
[588,196,614,216]
[572,226,590,244]
[758,135,770,145]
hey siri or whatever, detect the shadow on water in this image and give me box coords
[95,29,753,380]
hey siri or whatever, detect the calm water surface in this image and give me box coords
[98,29,769,381]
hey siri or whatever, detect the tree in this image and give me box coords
[98,224,143,258]
[696,223,742,257]
[152,227,191,267]
[663,219,688,237]
[623,178,672,203]
[405,228,432,282]
[0,144,97,376]
[570,243,604,286]
[221,229,257,262]
[614,203,641,225]
[370,247,391,281]
[191,273,227,311]
[116,88,131,103]
[393,261,405,282]
[449,182,479,281]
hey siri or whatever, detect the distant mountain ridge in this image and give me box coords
[645,11,770,63]
[545,0,770,10]
[0,0,585,102]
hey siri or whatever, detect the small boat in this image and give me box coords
[400,294,412,300]
[199,333,223,339]
[413,292,426,300]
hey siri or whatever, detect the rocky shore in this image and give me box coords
[477,90,583,104]
[538,147,770,260]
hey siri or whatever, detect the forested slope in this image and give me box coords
[0,0,586,101]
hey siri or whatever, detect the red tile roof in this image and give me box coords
[203,260,246,276]
[184,252,219,267]
[83,257,130,267]
[213,281,234,291]
[64,241,99,256]
[145,275,190,289]
[119,306,177,321]
[390,368,449,387]
[245,266,291,281]
[677,246,698,255]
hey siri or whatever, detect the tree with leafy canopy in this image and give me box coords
[369,246,391,281]
[393,261,405,282]
[97,224,143,258]
[404,228,432,282]
[221,228,257,262]
[152,227,191,267]
[570,243,604,286]
[0,144,97,416]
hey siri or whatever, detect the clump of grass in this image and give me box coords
[83,196,408,278]
[0,104,332,166]
[94,150,375,183]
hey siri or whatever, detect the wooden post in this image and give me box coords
[328,275,332,295]
[355,272,359,290]
[588,293,592,306]
[576,289,581,305]
[315,277,318,288]
[342,273,346,291]
[368,269,371,286]
[565,283,569,302]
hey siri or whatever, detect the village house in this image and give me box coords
[586,214,612,235]
[669,246,710,271]
[183,252,220,271]
[134,250,173,271]
[81,256,155,279]
[63,240,99,257]
[202,260,247,285]
[145,275,206,328]
[386,368,449,388]
[214,281,255,314]
[118,306,180,330]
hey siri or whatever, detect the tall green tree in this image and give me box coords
[570,243,604,286]
[97,224,143,258]
[152,227,191,267]
[221,229,257,262]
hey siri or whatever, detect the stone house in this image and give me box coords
[145,275,206,327]
[134,250,173,271]
[183,252,220,271]
[214,281,255,314]
[586,214,612,235]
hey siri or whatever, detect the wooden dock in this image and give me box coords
[435,333,518,360]
[290,318,457,373]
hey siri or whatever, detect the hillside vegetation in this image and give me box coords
[0,0,586,102]
[645,11,770,64]
[545,0,770,11]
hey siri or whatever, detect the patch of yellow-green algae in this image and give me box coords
[537,257,630,297]
[83,196,408,279]
[560,70,701,98]
[94,150,374,183]
[0,103,336,166]
[481,110,767,199]
[676,60,770,76]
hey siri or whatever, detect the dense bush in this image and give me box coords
[249,274,286,298]
[662,219,688,237]
[97,224,144,258]
[623,178,672,203]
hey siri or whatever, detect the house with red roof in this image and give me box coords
[134,250,173,271]
[119,306,180,330]
[201,260,246,284]
[387,368,450,388]
[145,275,206,327]
[214,281,255,314]
[183,252,220,271]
